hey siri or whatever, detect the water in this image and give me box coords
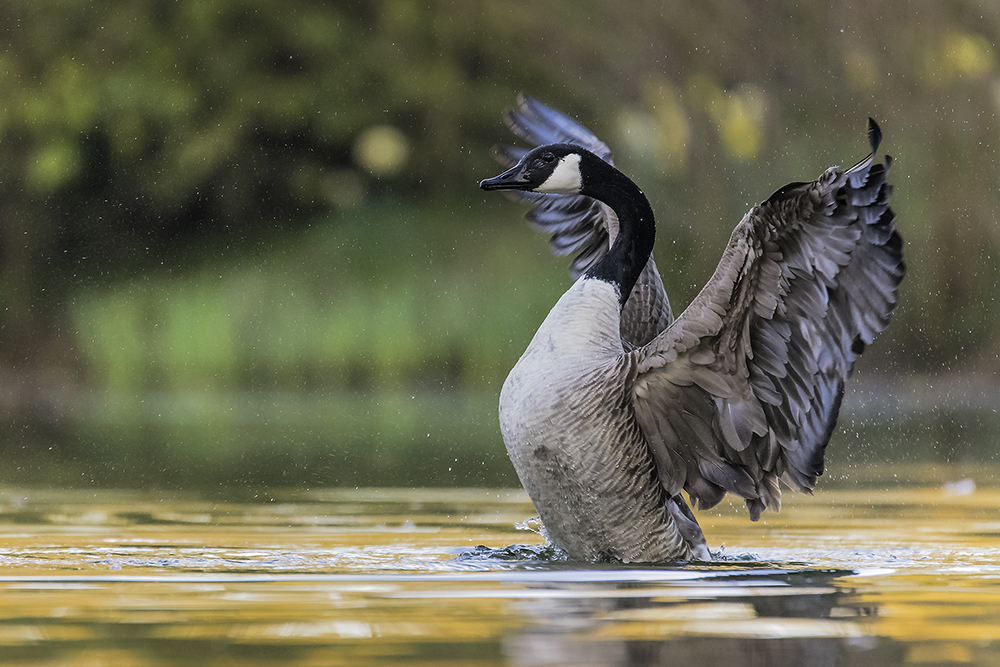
[1,469,999,666]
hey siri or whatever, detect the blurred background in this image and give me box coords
[0,0,997,490]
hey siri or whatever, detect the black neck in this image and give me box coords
[579,152,656,309]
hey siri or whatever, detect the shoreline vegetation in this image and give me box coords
[0,3,997,488]
[1,201,996,490]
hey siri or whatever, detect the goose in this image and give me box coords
[479,96,904,563]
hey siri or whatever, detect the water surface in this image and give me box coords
[1,468,999,665]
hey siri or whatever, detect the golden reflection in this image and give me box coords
[0,476,999,665]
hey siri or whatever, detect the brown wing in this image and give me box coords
[495,94,672,346]
[631,120,904,519]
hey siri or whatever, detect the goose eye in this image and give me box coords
[541,152,556,163]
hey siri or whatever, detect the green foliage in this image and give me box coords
[61,202,568,487]
[72,202,568,394]
[2,0,1000,484]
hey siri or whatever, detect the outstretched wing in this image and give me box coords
[631,119,904,519]
[495,94,672,346]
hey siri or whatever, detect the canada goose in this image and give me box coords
[479,96,904,563]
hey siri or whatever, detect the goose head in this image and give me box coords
[481,141,656,311]
[480,144,586,194]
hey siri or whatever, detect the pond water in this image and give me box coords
[1,467,999,666]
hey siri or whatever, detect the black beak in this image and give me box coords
[479,163,531,191]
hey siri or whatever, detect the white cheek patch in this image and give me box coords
[536,153,582,193]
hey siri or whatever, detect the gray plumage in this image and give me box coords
[482,95,904,563]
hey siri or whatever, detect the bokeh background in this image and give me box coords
[1,1,997,490]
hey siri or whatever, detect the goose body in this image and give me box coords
[500,278,703,561]
[480,96,904,562]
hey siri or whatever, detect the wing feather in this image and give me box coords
[632,119,904,520]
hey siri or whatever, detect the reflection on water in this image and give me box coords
[1,469,1000,665]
